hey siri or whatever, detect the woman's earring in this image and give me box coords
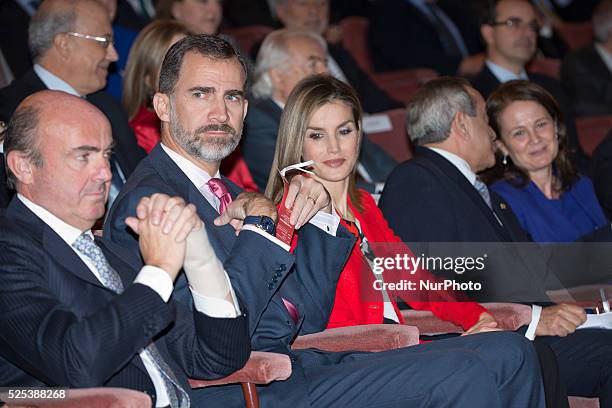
[502,154,508,166]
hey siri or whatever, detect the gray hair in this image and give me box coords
[251,29,327,98]
[406,77,476,146]
[4,106,43,190]
[593,0,612,43]
[28,3,77,61]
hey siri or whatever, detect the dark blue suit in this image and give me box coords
[380,146,612,404]
[105,145,546,407]
[0,198,250,406]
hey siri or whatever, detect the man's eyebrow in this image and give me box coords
[188,86,215,94]
[71,145,101,153]
[226,89,245,97]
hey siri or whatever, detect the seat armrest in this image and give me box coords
[189,351,292,388]
[291,324,419,352]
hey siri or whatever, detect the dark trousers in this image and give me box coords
[193,331,545,407]
[536,328,612,408]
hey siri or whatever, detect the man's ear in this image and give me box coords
[481,24,494,46]
[453,111,471,141]
[7,150,35,186]
[153,92,170,123]
[242,98,249,121]
[52,33,73,60]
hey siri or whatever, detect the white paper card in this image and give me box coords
[363,114,393,134]
[578,312,612,330]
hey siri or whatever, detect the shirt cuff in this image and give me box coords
[190,270,242,318]
[524,305,542,341]
[242,224,290,251]
[134,265,174,302]
[309,209,340,236]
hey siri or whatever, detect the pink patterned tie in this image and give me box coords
[282,298,299,324]
[208,178,232,214]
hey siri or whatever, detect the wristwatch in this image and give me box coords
[243,215,276,236]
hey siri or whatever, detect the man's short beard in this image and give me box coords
[169,104,241,162]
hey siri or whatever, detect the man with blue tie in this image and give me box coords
[0,90,251,406]
[106,33,547,408]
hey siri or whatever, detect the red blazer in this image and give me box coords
[326,190,486,329]
[128,106,260,192]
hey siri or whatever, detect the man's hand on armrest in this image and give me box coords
[535,304,587,337]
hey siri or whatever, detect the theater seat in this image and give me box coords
[1,387,151,407]
[221,25,274,56]
[555,22,594,51]
[576,115,612,155]
[339,16,438,103]
[365,108,413,163]
[527,57,561,80]
[401,302,533,335]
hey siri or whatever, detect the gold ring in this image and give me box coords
[307,196,317,204]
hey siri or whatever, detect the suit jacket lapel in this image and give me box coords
[147,146,238,260]
[416,147,514,241]
[8,199,112,290]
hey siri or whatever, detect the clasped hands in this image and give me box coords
[125,193,231,302]
[214,174,332,232]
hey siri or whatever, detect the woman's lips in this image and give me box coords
[323,158,346,168]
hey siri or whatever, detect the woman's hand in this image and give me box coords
[462,312,502,336]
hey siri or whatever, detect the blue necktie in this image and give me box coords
[72,234,189,408]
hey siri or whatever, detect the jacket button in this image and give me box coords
[278,264,287,271]
[268,283,274,290]
[272,276,278,283]
[275,270,283,277]
[286,320,292,326]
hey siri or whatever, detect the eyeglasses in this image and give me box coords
[489,17,540,33]
[64,31,115,48]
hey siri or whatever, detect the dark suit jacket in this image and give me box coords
[0,69,146,177]
[0,0,32,79]
[561,45,612,116]
[591,130,612,219]
[242,97,398,191]
[0,153,12,208]
[472,65,590,172]
[368,0,483,74]
[0,198,249,404]
[114,0,152,31]
[379,147,553,302]
[104,145,356,407]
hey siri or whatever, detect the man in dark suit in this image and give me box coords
[0,90,250,406]
[368,0,486,76]
[105,34,547,408]
[561,0,612,116]
[268,0,403,114]
[0,0,146,207]
[474,0,588,170]
[379,77,612,405]
[246,29,397,191]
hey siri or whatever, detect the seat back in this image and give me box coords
[556,22,594,51]
[340,16,374,74]
[221,25,274,56]
[576,115,612,155]
[365,108,413,163]
[527,57,561,80]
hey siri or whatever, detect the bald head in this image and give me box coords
[6,90,114,230]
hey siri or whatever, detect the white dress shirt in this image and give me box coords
[595,43,612,75]
[485,60,529,83]
[427,147,542,339]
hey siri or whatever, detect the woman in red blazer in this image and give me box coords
[265,74,498,334]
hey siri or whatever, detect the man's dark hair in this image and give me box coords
[4,106,43,189]
[158,34,249,95]
[474,0,499,26]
